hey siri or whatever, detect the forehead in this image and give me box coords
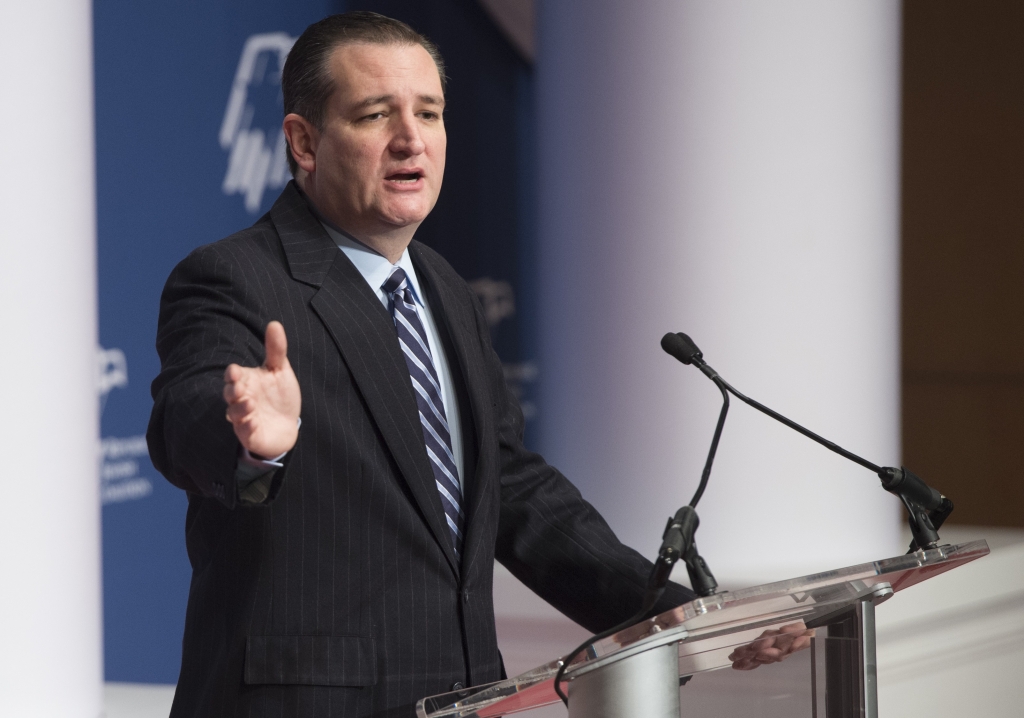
[327,42,443,100]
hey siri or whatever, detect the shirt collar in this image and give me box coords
[317,219,425,308]
[296,186,426,306]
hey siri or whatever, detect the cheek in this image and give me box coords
[429,138,446,183]
[343,152,376,182]
[325,138,379,188]
[434,134,447,167]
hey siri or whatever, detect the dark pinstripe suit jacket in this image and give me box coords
[147,182,693,717]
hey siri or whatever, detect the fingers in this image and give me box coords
[263,321,289,372]
[729,642,774,663]
[730,647,782,670]
[791,634,813,652]
[223,364,258,420]
[223,364,256,404]
[771,631,798,654]
[224,363,243,384]
[223,321,290,395]
[729,629,776,660]
[748,628,779,652]
[729,623,816,671]
[226,397,256,422]
[223,366,241,403]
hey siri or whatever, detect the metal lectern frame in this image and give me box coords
[416,540,989,718]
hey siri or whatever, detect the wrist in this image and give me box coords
[242,416,301,460]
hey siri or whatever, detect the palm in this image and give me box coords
[223,321,302,458]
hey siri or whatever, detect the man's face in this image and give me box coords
[310,42,446,239]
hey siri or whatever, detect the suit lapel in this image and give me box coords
[271,185,461,578]
[411,245,498,573]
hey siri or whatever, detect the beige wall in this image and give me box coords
[902,0,1024,527]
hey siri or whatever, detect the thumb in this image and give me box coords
[263,321,289,371]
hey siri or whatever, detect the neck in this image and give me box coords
[356,229,415,265]
[297,175,417,264]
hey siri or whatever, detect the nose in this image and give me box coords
[389,111,426,157]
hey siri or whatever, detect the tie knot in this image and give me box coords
[382,267,409,295]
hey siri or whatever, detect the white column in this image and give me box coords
[0,1,103,716]
[536,1,903,584]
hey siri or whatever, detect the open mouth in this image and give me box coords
[386,171,422,185]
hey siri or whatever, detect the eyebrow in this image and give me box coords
[355,94,445,108]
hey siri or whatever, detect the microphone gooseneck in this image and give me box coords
[660,332,955,554]
[654,333,726,602]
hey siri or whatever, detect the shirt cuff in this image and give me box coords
[239,447,287,469]
[234,418,300,504]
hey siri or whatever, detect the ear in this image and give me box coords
[283,113,318,174]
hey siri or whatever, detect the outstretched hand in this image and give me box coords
[728,621,814,670]
[223,321,302,458]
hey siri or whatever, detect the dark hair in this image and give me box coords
[282,11,447,175]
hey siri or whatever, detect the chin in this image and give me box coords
[382,205,433,228]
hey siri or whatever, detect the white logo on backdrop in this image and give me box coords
[96,346,153,505]
[220,33,296,213]
[101,436,153,505]
[98,346,128,415]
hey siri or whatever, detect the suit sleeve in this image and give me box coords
[146,244,282,508]
[481,302,696,633]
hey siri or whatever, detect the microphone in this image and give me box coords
[660,332,702,365]
[661,332,954,553]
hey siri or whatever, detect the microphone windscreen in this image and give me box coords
[661,332,702,364]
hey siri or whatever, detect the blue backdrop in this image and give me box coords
[94,0,536,683]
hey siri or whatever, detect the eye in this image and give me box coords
[360,112,386,122]
[418,111,441,121]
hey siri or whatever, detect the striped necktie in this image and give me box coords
[382,267,465,559]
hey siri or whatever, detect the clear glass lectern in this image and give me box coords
[417,540,989,718]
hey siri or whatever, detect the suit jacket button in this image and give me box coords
[451,681,464,691]
[462,589,470,604]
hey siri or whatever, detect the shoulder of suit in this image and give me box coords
[409,240,470,289]
[173,214,285,274]
[408,240,492,338]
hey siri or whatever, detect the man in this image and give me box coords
[148,12,804,718]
